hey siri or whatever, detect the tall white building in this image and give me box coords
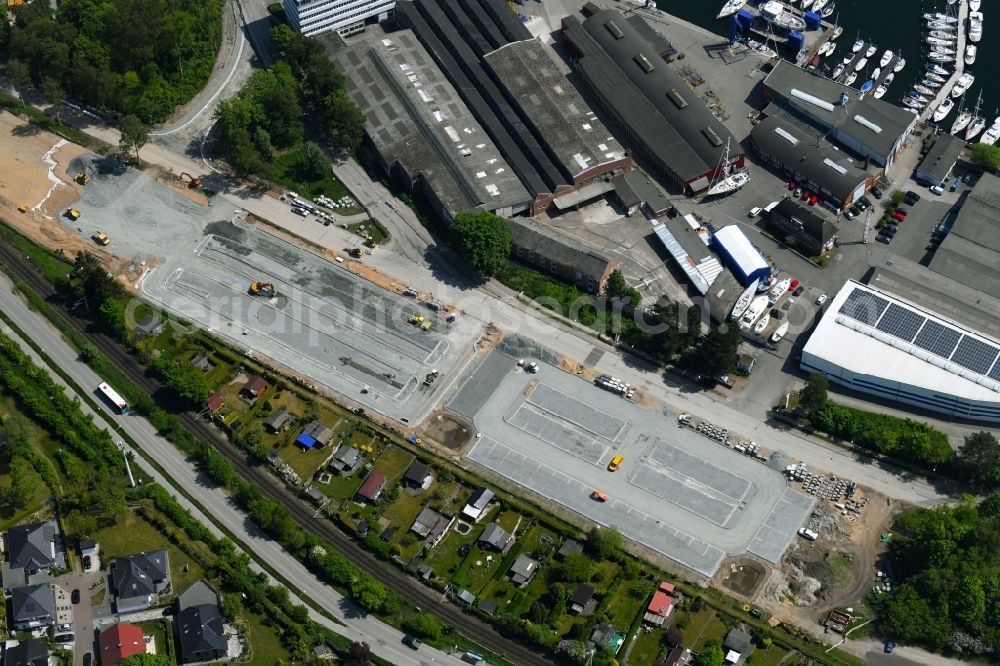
[283,0,394,37]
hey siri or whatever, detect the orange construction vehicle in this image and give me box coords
[249,282,275,297]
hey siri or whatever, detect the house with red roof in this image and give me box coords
[205,393,224,415]
[356,471,387,503]
[99,623,146,666]
[240,375,268,403]
[643,581,676,626]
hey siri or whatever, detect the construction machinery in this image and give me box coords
[74,172,89,185]
[180,172,202,188]
[66,208,81,220]
[93,232,109,246]
[348,247,363,258]
[363,238,377,249]
[17,204,27,213]
[249,282,276,297]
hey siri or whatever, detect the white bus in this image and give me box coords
[97,382,128,414]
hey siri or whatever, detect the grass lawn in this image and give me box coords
[373,445,414,483]
[346,220,386,244]
[241,611,292,666]
[92,510,205,593]
[279,440,336,481]
[605,576,655,629]
[212,378,252,422]
[0,393,67,492]
[517,523,560,562]
[493,509,522,534]
[427,479,469,515]
[272,149,359,213]
[629,628,666,666]
[90,589,106,606]
[683,609,730,651]
[426,527,475,580]
[752,645,792,665]
[317,468,365,503]
[460,544,507,594]
[0,467,52,531]
[343,428,376,451]
[139,621,171,660]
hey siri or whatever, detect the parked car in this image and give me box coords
[793,187,803,197]
[403,635,422,650]
[885,640,896,653]
[82,555,92,570]
[904,190,921,205]
[793,285,805,296]
[800,189,811,201]
[890,211,906,222]
[847,205,861,219]
[885,223,898,233]
[788,180,797,191]
[797,527,819,540]
[951,177,961,192]
[781,299,795,311]
[872,186,884,199]
[896,207,909,216]
[54,635,74,644]
[748,206,762,217]
[930,184,945,195]
[788,279,799,292]
[883,227,896,237]
[855,197,870,211]
[809,195,818,206]
[71,589,80,604]
[83,654,92,666]
[815,294,827,305]
[876,234,892,244]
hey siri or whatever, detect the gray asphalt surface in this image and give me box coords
[0,272,467,666]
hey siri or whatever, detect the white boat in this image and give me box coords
[965,44,977,65]
[831,63,846,79]
[934,96,955,122]
[854,56,868,71]
[927,36,955,47]
[968,12,982,43]
[753,313,771,335]
[817,41,832,56]
[970,0,981,10]
[826,42,837,56]
[865,44,877,58]
[952,108,972,134]
[926,72,947,83]
[878,50,893,68]
[739,294,770,330]
[931,45,957,56]
[768,278,792,303]
[873,83,888,98]
[730,279,760,321]
[812,0,829,12]
[980,117,1000,145]
[801,0,815,9]
[759,1,807,30]
[893,57,906,73]
[929,30,957,41]
[926,63,950,76]
[928,51,954,62]
[965,91,985,140]
[851,38,864,53]
[771,321,790,343]
[716,0,748,19]
[908,91,929,104]
[883,72,895,85]
[902,96,925,109]
[845,71,857,85]
[924,13,958,23]
[871,67,881,80]
[951,72,975,98]
[821,3,835,18]
[706,137,750,197]
[914,84,936,96]
[832,25,844,40]
[842,54,854,65]
[920,79,942,89]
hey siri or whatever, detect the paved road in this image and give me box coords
[0,274,466,666]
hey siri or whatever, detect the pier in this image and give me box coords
[921,1,970,123]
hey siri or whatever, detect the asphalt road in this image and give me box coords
[0,272,468,666]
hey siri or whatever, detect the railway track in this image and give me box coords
[0,239,548,666]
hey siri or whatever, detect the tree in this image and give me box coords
[604,269,641,308]
[695,643,725,666]
[1,456,40,511]
[889,189,907,207]
[971,143,1000,175]
[295,141,329,181]
[952,574,986,626]
[350,576,388,612]
[119,114,150,162]
[799,373,829,413]
[78,343,100,363]
[41,77,65,121]
[322,88,366,152]
[689,324,741,381]
[958,431,1000,489]
[343,642,372,666]
[586,526,623,560]
[553,553,597,583]
[450,211,512,277]
[401,612,442,640]
[7,60,31,103]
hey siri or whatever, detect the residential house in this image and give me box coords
[768,199,838,256]
[507,555,540,586]
[99,623,147,666]
[331,445,360,472]
[189,354,215,372]
[2,639,49,666]
[133,315,164,337]
[409,507,451,548]
[478,600,498,616]
[311,645,335,661]
[240,375,268,403]
[109,550,171,612]
[205,393,224,416]
[9,584,55,630]
[643,581,675,626]
[461,488,494,522]
[2,520,62,588]
[656,646,693,666]
[569,584,596,615]
[557,539,584,559]
[723,628,753,665]
[296,420,335,449]
[175,581,227,664]
[477,523,512,553]
[456,589,476,605]
[356,471,387,504]
[263,408,292,434]
[508,216,619,294]
[79,540,98,558]
[589,622,625,655]
[403,461,433,491]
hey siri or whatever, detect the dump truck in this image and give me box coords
[249,282,276,297]
[93,232,109,246]
[67,208,81,220]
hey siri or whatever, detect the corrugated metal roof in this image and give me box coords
[652,223,712,294]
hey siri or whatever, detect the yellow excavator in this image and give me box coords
[249,282,276,297]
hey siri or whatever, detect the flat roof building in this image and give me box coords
[283,0,395,37]
[769,199,838,256]
[331,30,530,222]
[761,61,916,169]
[561,10,744,195]
[914,133,964,186]
[395,0,631,214]
[929,173,1000,300]
[801,280,1000,422]
[750,116,873,210]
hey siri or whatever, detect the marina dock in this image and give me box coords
[920,1,970,123]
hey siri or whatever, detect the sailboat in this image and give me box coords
[753,312,771,335]
[730,279,760,321]
[706,137,750,196]
[716,0,748,19]
[768,278,792,304]
[951,97,972,134]
[965,91,986,141]
[771,321,790,343]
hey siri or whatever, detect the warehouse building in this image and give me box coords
[331,30,530,222]
[749,116,874,211]
[768,199,837,255]
[761,61,916,169]
[914,133,964,186]
[712,225,772,287]
[395,0,631,215]
[801,280,1000,422]
[929,173,1000,300]
[507,217,619,293]
[284,0,394,37]
[561,10,744,195]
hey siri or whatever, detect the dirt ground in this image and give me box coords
[420,410,475,453]
[758,485,895,637]
[0,110,96,255]
[715,556,768,599]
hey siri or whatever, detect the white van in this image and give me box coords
[763,200,781,214]
[748,206,762,217]
[797,527,819,541]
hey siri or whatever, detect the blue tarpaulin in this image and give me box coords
[296,432,317,448]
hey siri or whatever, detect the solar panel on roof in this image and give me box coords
[913,319,962,359]
[838,289,889,326]
[875,304,925,343]
[989,359,1000,382]
[950,336,999,375]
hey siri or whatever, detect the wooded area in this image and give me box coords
[0,0,224,123]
